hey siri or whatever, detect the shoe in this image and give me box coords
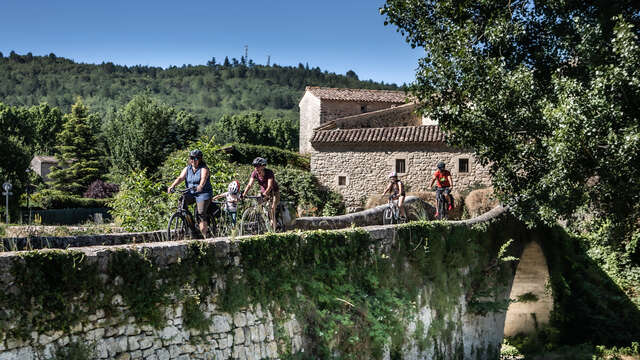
[448,204,453,211]
[435,211,439,218]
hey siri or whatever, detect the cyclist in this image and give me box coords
[212,180,241,226]
[167,149,213,238]
[382,171,407,220]
[242,157,280,230]
[429,161,454,218]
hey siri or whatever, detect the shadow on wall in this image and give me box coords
[509,224,640,347]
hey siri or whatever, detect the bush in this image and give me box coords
[109,170,173,232]
[83,180,119,199]
[224,142,309,170]
[31,189,110,209]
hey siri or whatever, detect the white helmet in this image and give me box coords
[228,180,240,194]
[388,171,398,178]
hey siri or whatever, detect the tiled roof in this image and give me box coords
[311,125,445,144]
[32,155,58,163]
[305,86,408,103]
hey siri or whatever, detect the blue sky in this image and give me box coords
[0,0,423,85]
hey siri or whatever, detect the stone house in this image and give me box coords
[299,86,491,211]
[30,155,58,182]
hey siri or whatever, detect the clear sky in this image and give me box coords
[0,0,423,85]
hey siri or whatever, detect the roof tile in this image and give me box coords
[311,125,446,145]
[306,86,408,103]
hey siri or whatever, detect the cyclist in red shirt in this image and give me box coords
[429,161,454,217]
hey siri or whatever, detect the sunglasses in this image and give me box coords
[190,156,199,160]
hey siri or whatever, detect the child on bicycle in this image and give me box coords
[212,180,241,226]
[382,171,407,220]
[429,161,454,218]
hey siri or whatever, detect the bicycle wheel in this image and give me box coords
[167,213,188,241]
[240,207,267,236]
[437,196,447,220]
[383,207,394,225]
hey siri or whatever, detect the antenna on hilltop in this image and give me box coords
[244,45,248,62]
[267,55,270,66]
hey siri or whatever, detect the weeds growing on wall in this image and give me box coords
[0,219,518,359]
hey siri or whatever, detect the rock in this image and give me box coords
[250,326,260,343]
[139,337,154,350]
[267,342,278,358]
[168,344,181,358]
[131,350,142,359]
[182,344,196,353]
[126,324,140,336]
[156,348,170,360]
[233,312,247,327]
[234,327,245,345]
[211,315,231,333]
[258,324,267,342]
[246,312,256,326]
[128,336,141,351]
[160,325,180,341]
[116,353,131,360]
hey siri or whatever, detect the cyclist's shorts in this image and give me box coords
[436,187,451,196]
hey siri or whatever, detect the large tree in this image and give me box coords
[103,94,198,175]
[382,1,640,234]
[48,100,104,195]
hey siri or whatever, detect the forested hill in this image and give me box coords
[0,51,402,125]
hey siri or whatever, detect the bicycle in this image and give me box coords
[239,195,287,235]
[382,195,407,225]
[210,200,237,237]
[434,187,453,220]
[167,188,216,241]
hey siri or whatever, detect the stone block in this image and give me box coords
[139,337,154,350]
[128,336,141,351]
[156,348,170,360]
[233,312,247,328]
[168,344,181,358]
[234,327,245,345]
[211,315,231,333]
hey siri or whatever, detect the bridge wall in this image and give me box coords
[0,208,538,360]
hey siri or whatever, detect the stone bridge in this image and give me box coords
[0,204,558,360]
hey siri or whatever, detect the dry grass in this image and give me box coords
[464,188,498,218]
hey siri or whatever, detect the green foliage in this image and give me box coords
[382,1,640,236]
[207,111,298,151]
[225,142,309,170]
[0,53,400,128]
[27,103,64,155]
[46,341,97,360]
[48,99,104,195]
[0,102,33,213]
[103,94,198,175]
[108,170,172,231]
[30,188,110,209]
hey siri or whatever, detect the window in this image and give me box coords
[338,176,347,186]
[458,158,469,173]
[360,104,367,113]
[395,159,406,174]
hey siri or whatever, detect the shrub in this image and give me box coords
[31,189,110,209]
[108,170,173,232]
[464,188,498,218]
[83,180,119,199]
[224,142,309,170]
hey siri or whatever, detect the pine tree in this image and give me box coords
[48,99,104,195]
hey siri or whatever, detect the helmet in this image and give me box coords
[388,171,397,178]
[228,180,240,194]
[252,157,267,166]
[437,161,445,170]
[189,149,203,160]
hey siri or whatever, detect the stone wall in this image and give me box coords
[0,211,528,360]
[311,144,492,211]
[298,92,321,154]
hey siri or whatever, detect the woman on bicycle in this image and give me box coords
[429,161,454,218]
[241,157,280,230]
[167,149,213,238]
[382,171,407,220]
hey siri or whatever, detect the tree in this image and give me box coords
[48,99,104,195]
[206,111,298,150]
[103,94,198,175]
[382,1,640,234]
[27,103,64,155]
[0,103,32,214]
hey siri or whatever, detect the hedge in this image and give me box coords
[31,190,111,210]
[223,143,310,170]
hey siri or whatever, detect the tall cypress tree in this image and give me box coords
[49,99,103,195]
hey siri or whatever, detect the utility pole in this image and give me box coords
[244,45,248,63]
